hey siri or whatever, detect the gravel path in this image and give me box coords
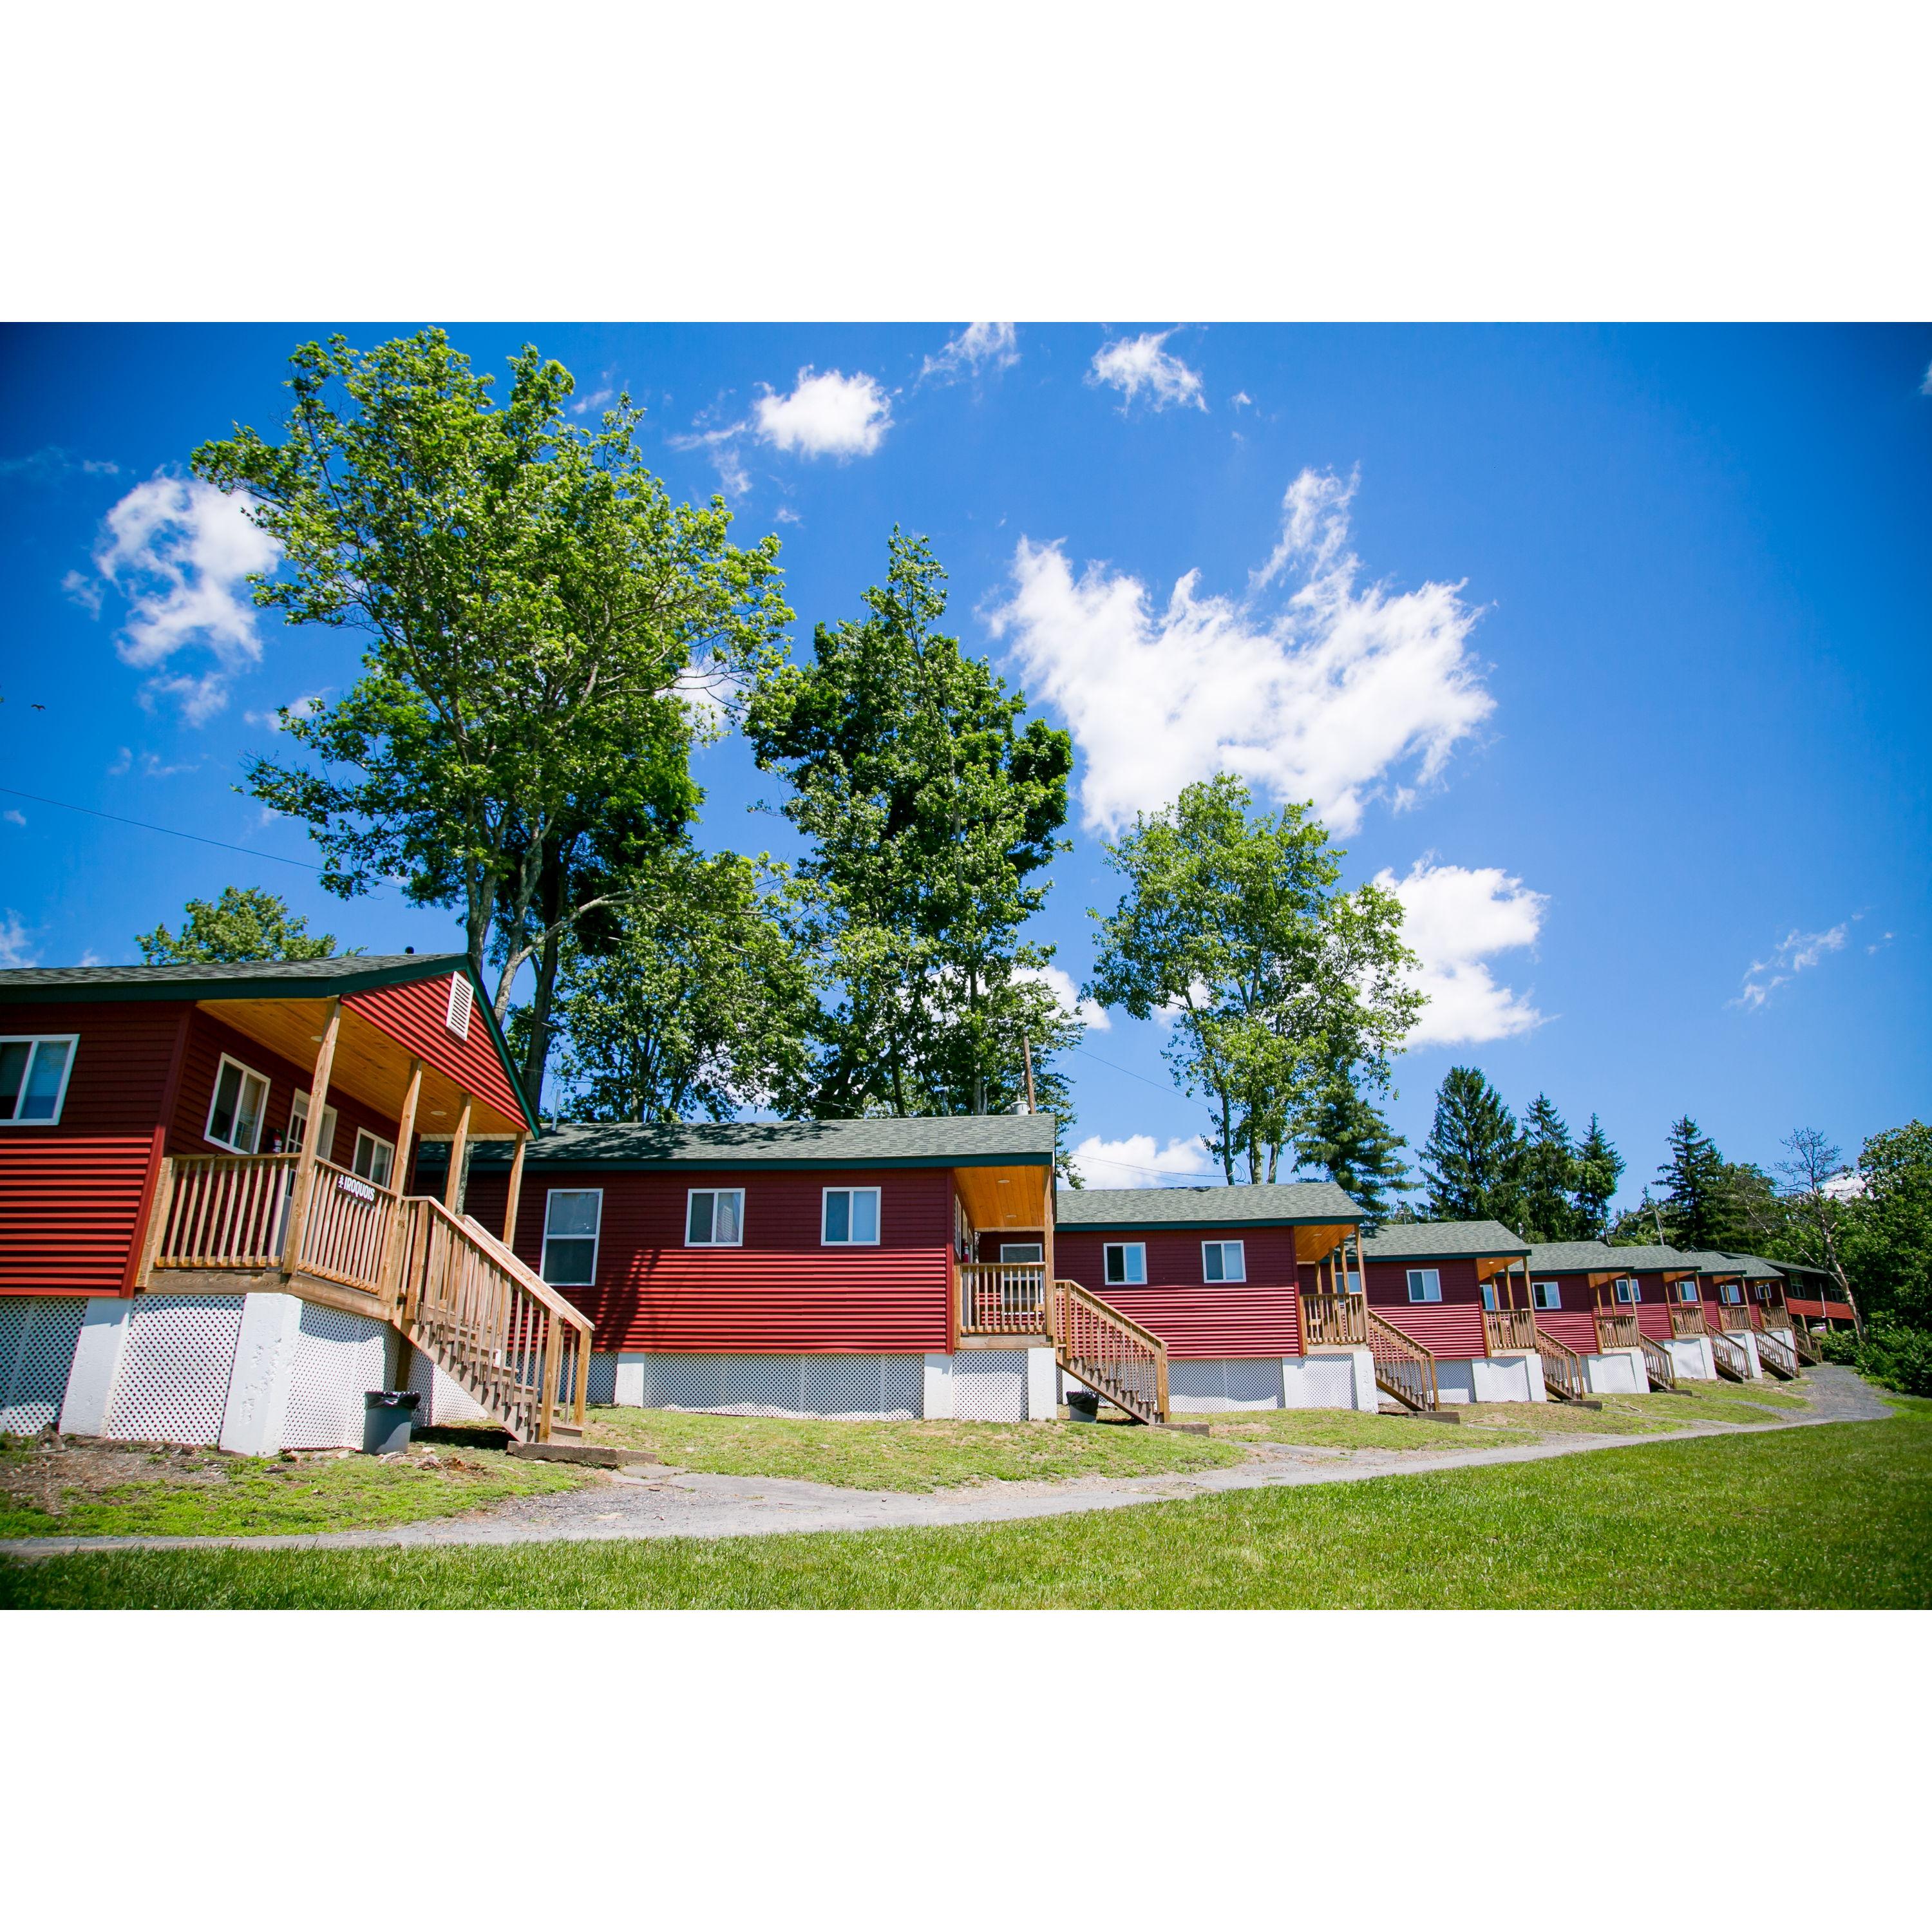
[3,1365,1893,1561]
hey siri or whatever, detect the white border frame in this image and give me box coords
[1406,1267,1443,1303]
[1103,1240,1147,1287]
[1533,1278,1561,1310]
[1201,1238,1246,1283]
[685,1186,746,1247]
[204,1051,270,1154]
[821,1185,881,1246]
[542,1187,604,1286]
[352,1126,397,1190]
[0,1033,79,1127]
[1615,1275,1640,1303]
[998,1240,1045,1263]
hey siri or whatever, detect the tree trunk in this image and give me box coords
[520,920,564,1110]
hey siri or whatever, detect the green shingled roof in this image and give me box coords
[1056,1182,1361,1230]
[424,1114,1059,1171]
[1682,1249,1786,1280]
[0,952,469,1004]
[1359,1219,1530,1262]
[1524,1240,1623,1273]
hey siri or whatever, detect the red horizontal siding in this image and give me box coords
[1055,1226,1305,1294]
[1365,1257,1487,1359]
[464,1166,952,1354]
[1536,1309,1602,1356]
[346,975,524,1127]
[1088,1283,1300,1359]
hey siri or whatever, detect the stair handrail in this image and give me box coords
[1754,1327,1799,1378]
[1636,1331,1678,1392]
[1533,1324,1590,1402]
[1790,1324,1823,1366]
[394,1196,594,1440]
[1050,1278,1168,1424]
[1707,1327,1750,1381]
[1365,1307,1439,1412]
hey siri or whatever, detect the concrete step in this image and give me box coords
[508,1439,659,1469]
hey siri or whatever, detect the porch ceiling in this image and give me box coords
[1293,1222,1354,1263]
[956,1162,1050,1231]
[200,996,524,1137]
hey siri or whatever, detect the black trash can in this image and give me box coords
[1065,1390,1099,1424]
[363,1389,421,1455]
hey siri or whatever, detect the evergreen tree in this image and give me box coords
[1294,1077,1417,1229]
[1571,1114,1625,1240]
[137,886,337,965]
[1656,1115,1732,1250]
[1420,1066,1522,1224]
[1517,1093,1578,1241]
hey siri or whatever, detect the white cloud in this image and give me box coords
[774,505,801,525]
[1069,1132,1216,1189]
[1376,858,1546,1046]
[670,421,753,498]
[1088,330,1206,412]
[920,323,1019,384]
[0,446,120,485]
[570,386,616,417]
[3,810,26,826]
[1922,360,1932,397]
[0,912,37,968]
[1735,922,1850,1010]
[1015,964,1110,1032]
[244,692,326,730]
[78,949,104,967]
[989,467,1493,837]
[1231,390,1253,410]
[753,368,893,457]
[77,474,279,724]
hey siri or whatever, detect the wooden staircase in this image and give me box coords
[1533,1325,1591,1402]
[1752,1327,1800,1380]
[1048,1278,1168,1425]
[1636,1332,1680,1392]
[1789,1323,1824,1367]
[1366,1308,1440,1413]
[1707,1329,1752,1382]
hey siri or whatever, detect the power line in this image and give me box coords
[1065,1039,1217,1119]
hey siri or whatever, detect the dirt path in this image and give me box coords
[3,1367,1893,1560]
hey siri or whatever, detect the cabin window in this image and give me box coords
[289,1090,338,1162]
[205,1054,270,1154]
[1202,1240,1245,1283]
[687,1188,745,1246]
[1340,1269,1362,1294]
[352,1130,396,1189]
[1675,1279,1698,1302]
[1615,1277,1640,1303]
[0,1036,77,1125]
[1481,1282,1498,1311]
[1533,1280,1561,1311]
[543,1189,602,1286]
[1406,1268,1443,1303]
[1104,1242,1146,1286]
[822,1187,880,1245]
[1721,1282,1743,1305]
[1000,1242,1043,1263]
[954,1195,974,1260]
[445,974,473,1041]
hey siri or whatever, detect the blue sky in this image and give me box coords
[1,321,1927,1203]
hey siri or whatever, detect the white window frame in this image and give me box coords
[1721,1281,1743,1305]
[445,973,473,1041]
[685,1187,746,1247]
[1201,1239,1246,1283]
[1406,1267,1443,1303]
[821,1186,882,1247]
[1533,1280,1561,1310]
[542,1188,603,1287]
[204,1052,270,1155]
[1481,1282,1498,1311]
[999,1242,1044,1263]
[1104,1242,1147,1286]
[289,1088,338,1162]
[0,1034,79,1127]
[1615,1276,1640,1304]
[351,1128,396,1189]
[1676,1279,1700,1303]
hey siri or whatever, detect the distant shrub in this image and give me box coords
[1846,1316,1932,1398]
[1819,1329,1864,1366]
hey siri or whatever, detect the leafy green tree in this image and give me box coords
[1517,1093,1579,1241]
[1842,1121,1932,1328]
[193,330,788,1099]
[1294,1077,1417,1227]
[1655,1115,1733,1250]
[1086,775,1421,1184]
[746,531,1076,1120]
[1420,1066,1523,1224]
[137,887,337,965]
[1571,1113,1625,1240]
[536,851,819,1122]
[1768,1126,1859,1309]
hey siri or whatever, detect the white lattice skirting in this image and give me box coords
[1166,1358,1289,1412]
[604,1352,926,1419]
[283,1304,392,1448]
[107,1294,247,1444]
[0,1297,87,1435]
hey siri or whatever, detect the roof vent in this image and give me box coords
[445,974,473,1041]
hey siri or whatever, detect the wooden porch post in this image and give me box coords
[502,1131,529,1251]
[384,1057,426,1379]
[280,998,341,1281]
[443,1097,472,1216]
[1041,1171,1056,1344]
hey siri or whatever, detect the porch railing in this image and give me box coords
[1750,1303,1792,1332]
[958,1260,1048,1337]
[1594,1310,1642,1351]
[1301,1289,1368,1347]
[298,1158,400,1293]
[1715,1304,1754,1333]
[1669,1303,1708,1338]
[1484,1307,1539,1353]
[150,1153,300,1273]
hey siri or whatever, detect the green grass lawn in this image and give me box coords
[8,1398,1924,1610]
[0,1442,590,1540]
[582,1406,1245,1490]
